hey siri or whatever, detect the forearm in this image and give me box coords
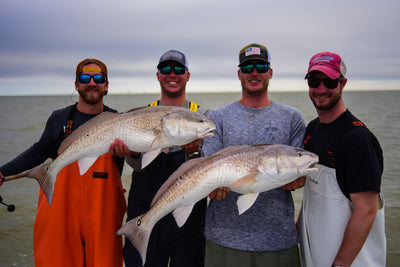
[1,112,61,176]
[0,146,51,176]
[333,192,378,266]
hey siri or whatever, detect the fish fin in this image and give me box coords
[125,106,148,113]
[232,173,258,188]
[117,215,151,266]
[77,157,99,175]
[150,131,171,150]
[142,149,162,169]
[25,163,55,206]
[58,112,118,154]
[257,156,279,177]
[237,193,259,215]
[254,170,274,181]
[173,204,195,227]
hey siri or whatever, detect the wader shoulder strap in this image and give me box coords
[149,100,160,107]
[189,101,199,112]
[148,100,199,112]
[64,103,78,139]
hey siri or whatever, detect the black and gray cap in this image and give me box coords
[157,50,188,69]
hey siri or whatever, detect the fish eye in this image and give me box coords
[297,152,303,157]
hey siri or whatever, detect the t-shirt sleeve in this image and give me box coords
[289,109,306,149]
[338,127,383,195]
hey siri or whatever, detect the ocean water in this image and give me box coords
[0,91,399,266]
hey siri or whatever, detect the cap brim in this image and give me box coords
[157,60,186,69]
[238,58,270,67]
[306,66,341,79]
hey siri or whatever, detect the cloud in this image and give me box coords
[0,0,399,95]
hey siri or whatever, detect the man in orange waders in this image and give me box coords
[0,59,127,267]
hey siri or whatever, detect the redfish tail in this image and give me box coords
[117,215,152,266]
[25,163,55,206]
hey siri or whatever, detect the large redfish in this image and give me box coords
[117,144,319,265]
[2,106,215,205]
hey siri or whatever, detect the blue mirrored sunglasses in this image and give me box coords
[240,63,269,74]
[78,74,107,84]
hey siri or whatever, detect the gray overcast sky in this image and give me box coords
[1,0,399,95]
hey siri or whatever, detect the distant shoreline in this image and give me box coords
[1,89,400,97]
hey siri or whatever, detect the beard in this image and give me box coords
[309,88,342,111]
[78,87,106,105]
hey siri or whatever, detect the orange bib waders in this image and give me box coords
[33,154,127,267]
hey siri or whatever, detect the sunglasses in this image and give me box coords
[159,66,186,75]
[78,74,107,84]
[240,63,269,74]
[306,76,344,89]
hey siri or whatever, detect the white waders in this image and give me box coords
[299,165,386,267]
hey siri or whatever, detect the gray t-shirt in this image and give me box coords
[203,100,306,251]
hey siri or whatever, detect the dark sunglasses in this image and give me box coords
[78,74,107,84]
[306,76,344,89]
[159,66,186,75]
[240,63,269,74]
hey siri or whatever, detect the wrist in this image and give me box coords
[186,150,200,159]
[130,152,141,159]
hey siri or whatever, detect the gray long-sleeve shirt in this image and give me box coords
[203,100,306,251]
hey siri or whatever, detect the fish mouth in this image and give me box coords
[298,157,319,174]
[196,126,216,139]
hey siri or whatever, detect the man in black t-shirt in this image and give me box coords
[299,52,386,267]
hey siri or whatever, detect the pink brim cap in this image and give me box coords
[306,51,346,79]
